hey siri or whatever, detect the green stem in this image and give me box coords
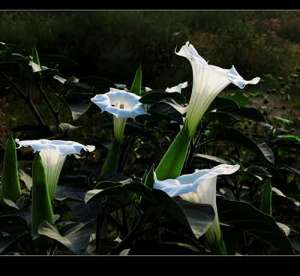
[113,117,127,143]
[205,217,227,255]
[155,123,192,180]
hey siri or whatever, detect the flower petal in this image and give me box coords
[175,41,208,66]
[227,66,261,89]
[91,90,146,119]
[166,81,188,93]
[154,179,197,197]
[16,139,95,156]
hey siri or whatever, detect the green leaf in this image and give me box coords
[101,140,122,177]
[210,96,240,111]
[178,201,215,239]
[223,92,251,107]
[143,164,155,189]
[38,221,93,254]
[63,91,93,121]
[214,128,275,164]
[260,181,272,215]
[150,190,195,237]
[85,182,153,204]
[130,66,142,95]
[193,153,231,164]
[217,197,293,254]
[1,135,21,202]
[32,47,40,66]
[276,135,300,143]
[32,155,54,239]
[0,215,28,253]
[244,165,272,179]
[0,231,27,254]
[155,125,191,180]
[148,102,184,123]
[2,198,20,210]
[273,116,294,125]
[19,169,32,191]
[38,221,72,247]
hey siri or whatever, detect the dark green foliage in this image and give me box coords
[0,12,300,255]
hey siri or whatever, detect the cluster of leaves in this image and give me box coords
[0,43,300,255]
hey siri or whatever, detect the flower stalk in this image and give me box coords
[1,135,22,202]
[31,155,54,239]
[113,117,127,144]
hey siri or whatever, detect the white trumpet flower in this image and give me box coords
[177,42,260,136]
[154,164,240,246]
[16,139,95,199]
[91,89,146,142]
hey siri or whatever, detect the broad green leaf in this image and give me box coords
[32,47,40,66]
[130,66,142,95]
[214,128,275,164]
[223,92,251,107]
[148,102,184,123]
[38,220,94,254]
[143,164,155,189]
[85,182,153,204]
[38,221,72,247]
[2,198,20,210]
[63,91,93,121]
[244,165,272,179]
[147,190,195,237]
[101,140,122,177]
[155,125,191,180]
[0,231,27,254]
[193,153,230,164]
[1,135,21,202]
[276,135,300,143]
[19,169,32,191]
[217,197,293,253]
[178,201,215,239]
[273,116,293,125]
[260,181,272,215]
[0,215,28,254]
[32,155,54,239]
[210,96,240,111]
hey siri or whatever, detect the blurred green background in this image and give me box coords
[1,11,299,86]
